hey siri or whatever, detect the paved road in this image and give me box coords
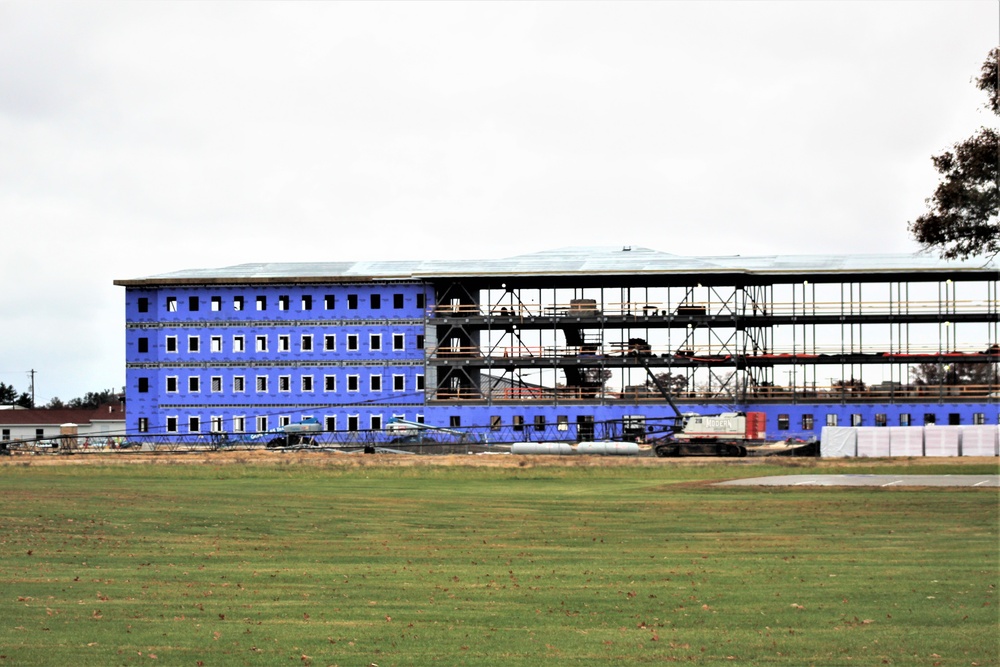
[716,474,999,487]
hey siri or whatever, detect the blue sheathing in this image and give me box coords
[125,283,431,434]
[124,281,999,440]
[415,402,999,441]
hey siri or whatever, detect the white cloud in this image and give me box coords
[0,1,996,401]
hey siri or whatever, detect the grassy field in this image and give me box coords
[0,457,997,666]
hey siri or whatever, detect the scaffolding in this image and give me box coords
[426,274,999,405]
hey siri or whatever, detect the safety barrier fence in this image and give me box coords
[820,424,999,457]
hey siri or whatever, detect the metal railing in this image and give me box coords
[429,299,997,319]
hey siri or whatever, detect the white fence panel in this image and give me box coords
[923,426,961,457]
[889,427,923,457]
[856,427,890,457]
[820,427,857,458]
[959,426,999,456]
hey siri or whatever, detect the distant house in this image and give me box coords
[0,403,126,443]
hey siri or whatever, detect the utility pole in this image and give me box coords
[28,369,35,408]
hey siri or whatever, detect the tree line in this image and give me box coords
[910,48,999,258]
[0,383,122,410]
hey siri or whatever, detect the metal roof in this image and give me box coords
[114,246,999,286]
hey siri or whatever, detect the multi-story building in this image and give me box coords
[115,247,999,442]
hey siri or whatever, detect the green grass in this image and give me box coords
[0,461,996,666]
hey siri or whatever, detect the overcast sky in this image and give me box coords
[0,1,996,404]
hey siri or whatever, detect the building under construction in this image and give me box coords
[115,246,999,443]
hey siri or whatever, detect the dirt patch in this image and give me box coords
[1,450,996,469]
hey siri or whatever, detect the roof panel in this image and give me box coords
[115,246,999,285]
